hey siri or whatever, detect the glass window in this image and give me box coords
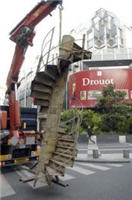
[80,91,87,100]
[115,89,128,99]
[88,90,102,100]
[97,71,102,76]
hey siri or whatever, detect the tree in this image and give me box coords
[61,84,132,135]
[81,109,102,134]
[61,109,102,135]
[95,84,126,113]
[95,84,132,134]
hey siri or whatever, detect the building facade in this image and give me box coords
[0,86,6,105]
[69,67,132,108]
[87,8,126,51]
[17,8,132,109]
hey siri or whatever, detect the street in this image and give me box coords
[1,143,132,200]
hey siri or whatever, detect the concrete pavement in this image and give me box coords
[76,142,132,163]
[76,153,131,163]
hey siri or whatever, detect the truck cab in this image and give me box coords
[0,106,40,167]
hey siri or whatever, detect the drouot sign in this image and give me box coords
[82,78,114,86]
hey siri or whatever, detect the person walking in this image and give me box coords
[87,126,95,144]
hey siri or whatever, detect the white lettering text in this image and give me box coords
[82,78,114,86]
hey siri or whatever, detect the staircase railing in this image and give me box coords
[36,27,55,73]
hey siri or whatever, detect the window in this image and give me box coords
[115,89,128,99]
[88,90,102,100]
[80,91,87,100]
[97,71,102,76]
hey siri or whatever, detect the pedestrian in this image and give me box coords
[87,126,95,144]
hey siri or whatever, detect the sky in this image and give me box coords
[1,0,132,88]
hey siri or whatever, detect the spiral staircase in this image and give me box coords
[20,35,91,187]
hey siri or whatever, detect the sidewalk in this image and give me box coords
[78,142,132,149]
[76,136,132,163]
[76,142,132,163]
[76,152,132,163]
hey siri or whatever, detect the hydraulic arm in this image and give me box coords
[6,0,61,136]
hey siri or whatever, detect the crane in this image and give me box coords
[1,0,91,187]
[0,0,62,167]
[6,0,62,138]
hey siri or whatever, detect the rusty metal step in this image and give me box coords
[40,107,49,113]
[44,70,57,81]
[52,154,74,167]
[31,81,52,94]
[56,144,76,150]
[35,72,54,87]
[58,137,75,143]
[46,166,63,176]
[55,147,77,156]
[49,159,66,174]
[58,128,66,134]
[53,152,74,159]
[57,141,75,148]
[36,71,56,84]
[31,91,51,101]
[38,112,47,119]
[34,99,49,107]
[49,159,66,168]
[58,134,74,141]
[46,65,60,78]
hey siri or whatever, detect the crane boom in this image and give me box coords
[7,0,62,90]
[10,1,61,41]
[6,0,61,135]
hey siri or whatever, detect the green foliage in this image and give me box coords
[126,116,132,134]
[61,109,75,122]
[81,109,102,134]
[61,84,132,135]
[95,84,126,113]
[61,109,83,135]
[61,109,102,135]
[100,113,126,134]
[95,84,132,134]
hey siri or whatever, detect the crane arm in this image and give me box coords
[7,0,62,90]
[10,0,61,42]
[6,0,62,135]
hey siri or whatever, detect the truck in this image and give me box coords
[0,0,91,186]
[0,106,39,167]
